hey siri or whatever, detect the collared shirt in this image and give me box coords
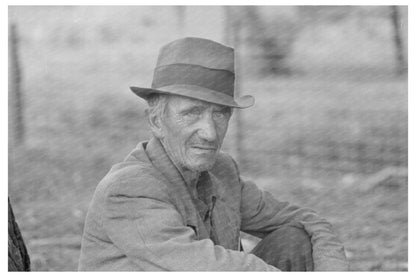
[78,137,349,271]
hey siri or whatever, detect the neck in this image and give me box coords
[180,168,200,188]
[158,137,200,189]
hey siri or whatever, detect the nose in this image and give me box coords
[197,114,217,142]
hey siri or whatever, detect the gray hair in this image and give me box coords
[146,94,170,121]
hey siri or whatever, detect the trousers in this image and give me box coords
[250,224,314,271]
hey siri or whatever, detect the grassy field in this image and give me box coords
[9,72,407,271]
[8,6,407,271]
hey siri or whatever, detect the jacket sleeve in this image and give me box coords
[240,179,349,271]
[102,180,279,271]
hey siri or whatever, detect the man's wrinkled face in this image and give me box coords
[159,96,232,173]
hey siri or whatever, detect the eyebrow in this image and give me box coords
[214,106,231,113]
[179,104,206,113]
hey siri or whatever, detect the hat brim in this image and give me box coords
[130,84,254,109]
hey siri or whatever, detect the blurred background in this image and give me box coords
[8,6,407,271]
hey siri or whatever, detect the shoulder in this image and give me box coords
[211,151,240,177]
[96,159,170,203]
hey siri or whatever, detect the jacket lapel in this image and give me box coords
[144,137,210,240]
[208,172,241,250]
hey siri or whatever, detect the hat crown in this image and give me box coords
[156,37,235,73]
[130,37,255,109]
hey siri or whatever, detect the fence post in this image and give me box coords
[232,18,245,169]
[390,6,407,76]
[223,6,232,45]
[175,6,186,36]
[9,23,25,146]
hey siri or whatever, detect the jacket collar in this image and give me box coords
[145,137,189,192]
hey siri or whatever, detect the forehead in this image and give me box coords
[167,95,228,110]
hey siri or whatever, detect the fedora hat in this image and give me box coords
[130,37,254,108]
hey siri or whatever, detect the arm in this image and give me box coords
[103,185,279,271]
[240,179,349,271]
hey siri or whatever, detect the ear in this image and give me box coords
[146,109,164,139]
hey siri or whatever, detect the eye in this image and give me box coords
[213,110,228,120]
[184,107,202,118]
[213,111,224,119]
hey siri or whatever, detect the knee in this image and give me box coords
[251,224,313,271]
[270,225,311,250]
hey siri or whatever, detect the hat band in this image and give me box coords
[151,64,235,96]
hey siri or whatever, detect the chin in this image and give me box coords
[188,159,216,172]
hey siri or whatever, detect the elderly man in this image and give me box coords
[78,37,348,271]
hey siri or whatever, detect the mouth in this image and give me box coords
[191,145,218,152]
